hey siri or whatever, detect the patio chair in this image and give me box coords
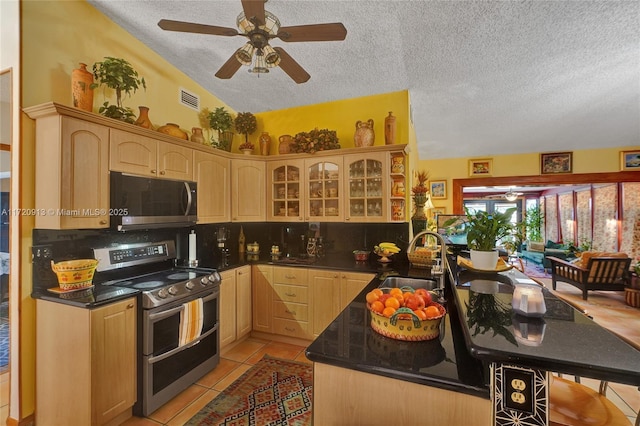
[547,255,631,300]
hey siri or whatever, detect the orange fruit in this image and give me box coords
[370,301,384,314]
[389,287,403,298]
[365,291,379,304]
[384,296,400,309]
[372,288,383,297]
[402,291,414,302]
[382,306,396,318]
[413,309,428,321]
[425,305,440,319]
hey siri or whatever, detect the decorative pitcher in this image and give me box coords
[278,134,293,154]
[354,119,374,147]
[191,127,205,144]
[71,63,94,112]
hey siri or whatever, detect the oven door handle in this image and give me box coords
[147,289,220,321]
[147,324,219,364]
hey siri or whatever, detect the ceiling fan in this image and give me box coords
[485,187,524,201]
[157,0,347,83]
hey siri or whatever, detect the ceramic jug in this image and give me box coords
[71,63,94,112]
[157,123,188,140]
[354,119,374,147]
[191,127,205,144]
[278,134,293,154]
[134,106,153,129]
[259,132,272,155]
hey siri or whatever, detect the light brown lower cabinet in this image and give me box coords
[36,297,137,426]
[219,265,252,348]
[313,362,492,425]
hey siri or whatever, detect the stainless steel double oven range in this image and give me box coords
[94,239,222,416]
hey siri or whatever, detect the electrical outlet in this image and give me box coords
[503,367,534,414]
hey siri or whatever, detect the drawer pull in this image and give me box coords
[285,310,297,315]
[285,327,296,332]
[285,274,297,279]
[285,292,296,297]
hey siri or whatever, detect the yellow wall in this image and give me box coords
[254,90,410,154]
[420,146,640,215]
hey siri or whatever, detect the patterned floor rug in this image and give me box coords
[522,262,551,279]
[186,356,313,426]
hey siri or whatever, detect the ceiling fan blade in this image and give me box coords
[277,23,347,42]
[241,0,266,26]
[215,53,243,79]
[158,19,238,37]
[273,47,310,84]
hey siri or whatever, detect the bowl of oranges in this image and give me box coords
[366,285,446,341]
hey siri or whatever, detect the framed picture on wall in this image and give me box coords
[469,159,493,176]
[541,152,572,174]
[429,180,447,199]
[431,207,446,218]
[620,150,640,171]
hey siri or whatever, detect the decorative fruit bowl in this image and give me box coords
[373,242,400,263]
[366,286,446,341]
[50,259,99,291]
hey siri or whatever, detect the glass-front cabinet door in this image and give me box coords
[343,153,387,222]
[267,161,303,221]
[305,157,343,222]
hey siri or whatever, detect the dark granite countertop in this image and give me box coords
[31,284,139,308]
[305,270,491,399]
[452,265,640,387]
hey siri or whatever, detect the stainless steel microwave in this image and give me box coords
[110,172,198,231]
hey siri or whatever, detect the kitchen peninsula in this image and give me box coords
[306,258,640,426]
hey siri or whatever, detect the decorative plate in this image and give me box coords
[457,256,513,273]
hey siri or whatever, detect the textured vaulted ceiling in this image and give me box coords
[88,0,639,160]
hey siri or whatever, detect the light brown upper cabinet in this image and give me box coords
[231,158,266,222]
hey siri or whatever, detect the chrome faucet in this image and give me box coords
[410,230,449,292]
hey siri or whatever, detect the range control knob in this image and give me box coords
[200,276,210,285]
[210,272,221,282]
[168,286,178,295]
[185,281,195,290]
[157,288,168,299]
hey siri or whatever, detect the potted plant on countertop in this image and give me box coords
[625,259,640,307]
[90,57,146,124]
[208,106,234,151]
[465,206,517,270]
[235,112,257,153]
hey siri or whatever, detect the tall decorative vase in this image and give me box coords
[354,119,375,147]
[71,63,94,112]
[191,127,205,144]
[218,131,234,152]
[411,195,428,236]
[384,111,396,145]
[259,132,272,156]
[134,106,153,129]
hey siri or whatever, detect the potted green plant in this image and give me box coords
[465,206,517,270]
[235,112,257,152]
[208,106,234,151]
[90,57,146,123]
[524,205,543,242]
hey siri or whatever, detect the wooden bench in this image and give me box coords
[547,256,631,300]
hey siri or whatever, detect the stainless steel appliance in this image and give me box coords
[110,172,198,231]
[94,240,221,416]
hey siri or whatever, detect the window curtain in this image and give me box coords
[539,196,546,242]
[545,195,558,243]
[558,192,574,243]
[592,184,618,252]
[620,182,640,260]
[575,188,592,247]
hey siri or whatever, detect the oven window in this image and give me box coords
[152,329,219,394]
[151,293,219,356]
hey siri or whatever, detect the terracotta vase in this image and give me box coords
[259,132,272,156]
[157,123,188,140]
[71,63,94,112]
[354,119,374,147]
[384,111,396,145]
[278,134,292,154]
[191,127,205,144]
[134,106,153,129]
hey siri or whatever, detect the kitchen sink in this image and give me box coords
[378,276,439,291]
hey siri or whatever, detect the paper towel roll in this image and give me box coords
[189,231,197,261]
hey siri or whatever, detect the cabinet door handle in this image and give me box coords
[99,220,107,225]
[333,275,339,279]
[151,169,157,174]
[127,303,134,309]
[159,170,166,175]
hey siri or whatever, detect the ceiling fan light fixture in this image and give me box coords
[262,45,280,67]
[235,42,255,65]
[261,10,281,35]
[248,53,269,74]
[236,12,255,34]
[504,192,519,201]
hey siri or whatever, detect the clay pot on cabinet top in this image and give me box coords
[259,132,272,155]
[278,134,292,154]
[157,123,188,140]
[71,63,94,112]
[384,111,396,145]
[191,127,205,144]
[134,106,153,129]
[354,119,374,147]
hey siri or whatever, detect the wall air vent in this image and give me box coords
[180,88,200,111]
